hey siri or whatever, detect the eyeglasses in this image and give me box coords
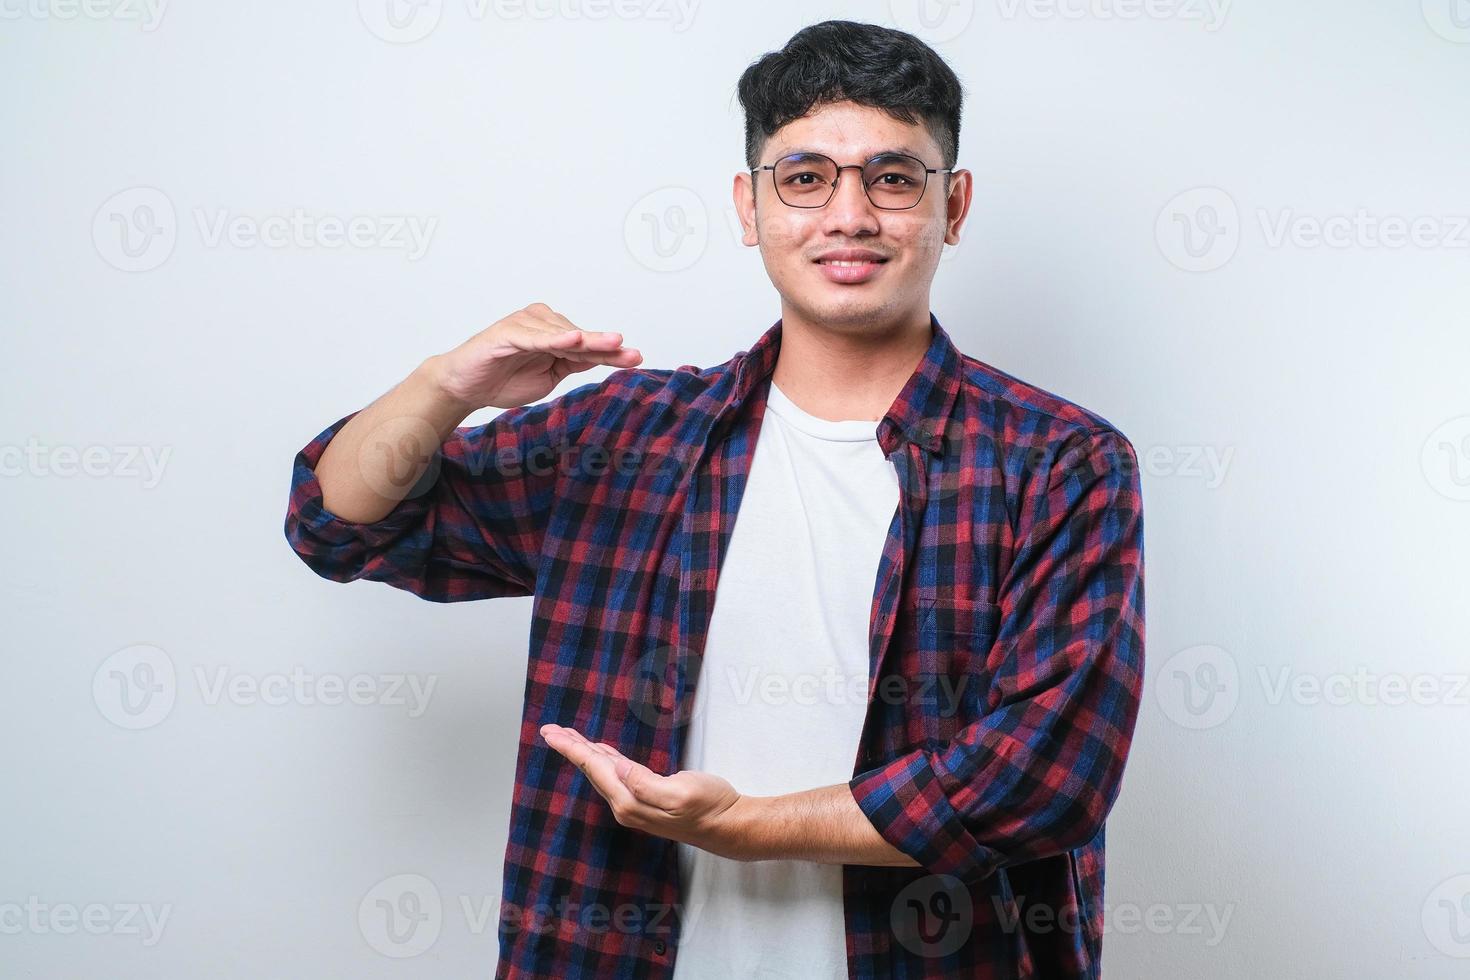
[751,151,953,210]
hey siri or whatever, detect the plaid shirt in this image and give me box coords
[284,313,1145,979]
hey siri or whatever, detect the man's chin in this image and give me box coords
[794,295,900,331]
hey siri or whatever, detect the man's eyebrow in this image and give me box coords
[765,145,928,162]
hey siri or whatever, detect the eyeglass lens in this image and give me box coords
[771,153,929,209]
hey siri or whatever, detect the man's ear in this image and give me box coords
[733,172,759,247]
[944,168,974,247]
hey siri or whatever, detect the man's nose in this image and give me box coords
[821,166,881,234]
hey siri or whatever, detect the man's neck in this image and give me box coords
[768,309,933,423]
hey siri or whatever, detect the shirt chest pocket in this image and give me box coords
[908,586,1001,727]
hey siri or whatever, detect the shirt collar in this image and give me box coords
[726,311,964,457]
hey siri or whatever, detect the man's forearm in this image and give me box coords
[727,783,921,868]
[314,355,475,524]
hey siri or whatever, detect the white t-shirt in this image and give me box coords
[671,380,900,980]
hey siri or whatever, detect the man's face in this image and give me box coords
[735,100,971,334]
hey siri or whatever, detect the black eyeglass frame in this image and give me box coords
[750,151,955,210]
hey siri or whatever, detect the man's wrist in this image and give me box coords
[717,794,770,862]
[414,354,478,425]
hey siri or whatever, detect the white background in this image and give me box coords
[4,0,1469,976]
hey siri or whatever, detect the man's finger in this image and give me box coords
[554,348,643,364]
[542,726,639,805]
[549,328,627,348]
[534,308,627,349]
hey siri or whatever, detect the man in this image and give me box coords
[284,19,1144,980]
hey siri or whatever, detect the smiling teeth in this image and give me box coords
[824,260,875,266]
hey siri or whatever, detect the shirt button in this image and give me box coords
[654,939,667,955]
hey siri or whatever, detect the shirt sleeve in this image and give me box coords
[848,426,1145,884]
[282,378,608,603]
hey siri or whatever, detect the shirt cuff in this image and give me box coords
[288,410,435,546]
[848,749,1003,884]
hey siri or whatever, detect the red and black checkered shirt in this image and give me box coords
[284,312,1145,979]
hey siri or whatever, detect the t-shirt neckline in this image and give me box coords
[765,381,880,443]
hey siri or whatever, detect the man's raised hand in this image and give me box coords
[429,302,643,412]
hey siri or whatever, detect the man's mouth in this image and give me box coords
[814,251,889,282]
[814,248,890,265]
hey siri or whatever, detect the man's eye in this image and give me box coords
[785,172,823,185]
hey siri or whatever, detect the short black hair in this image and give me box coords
[735,20,964,175]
